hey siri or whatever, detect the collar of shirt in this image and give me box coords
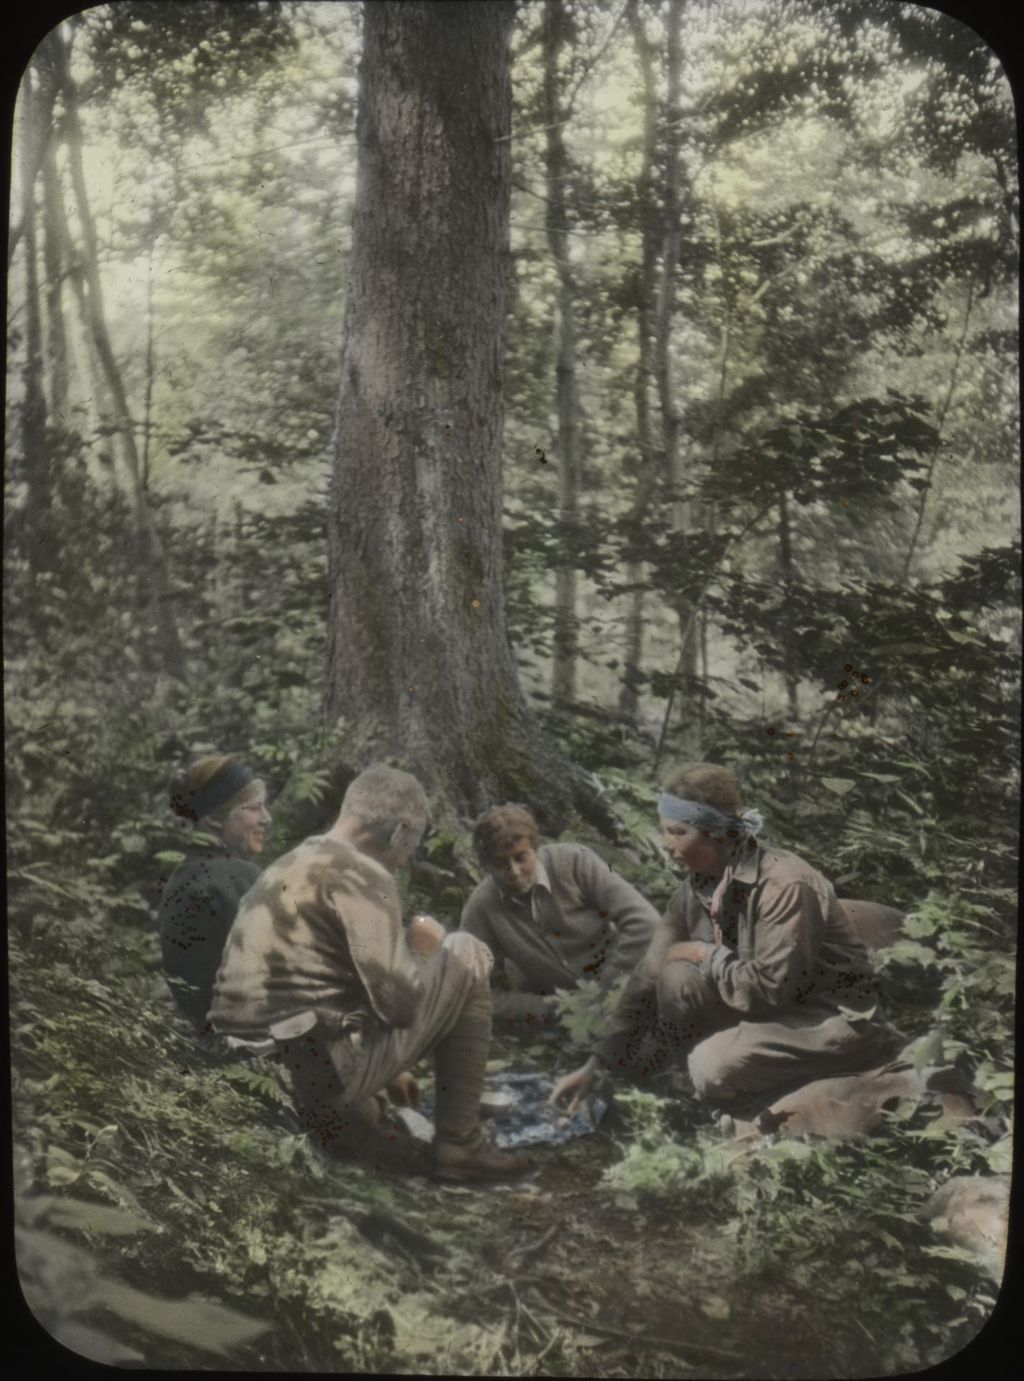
[730,836,762,886]
[693,838,762,908]
[501,853,552,909]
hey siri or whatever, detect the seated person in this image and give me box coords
[208,765,529,1181]
[158,755,271,1033]
[552,762,903,1121]
[459,804,660,1031]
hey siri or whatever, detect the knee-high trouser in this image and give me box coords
[655,959,901,1116]
[327,932,493,1145]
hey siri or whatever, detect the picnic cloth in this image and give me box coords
[411,1071,607,1149]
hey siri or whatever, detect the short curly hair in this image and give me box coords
[662,762,744,816]
[339,765,430,848]
[473,803,540,862]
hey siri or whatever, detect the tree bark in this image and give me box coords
[543,0,580,708]
[900,278,976,582]
[656,0,684,527]
[617,0,660,721]
[15,73,52,576]
[778,491,800,721]
[326,1,601,829]
[41,140,69,424]
[654,0,697,721]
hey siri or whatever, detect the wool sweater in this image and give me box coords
[459,843,659,1025]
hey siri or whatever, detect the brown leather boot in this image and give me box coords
[433,1135,532,1181]
[303,1095,431,1174]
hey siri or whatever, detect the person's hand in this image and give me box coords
[407,913,446,956]
[663,940,712,966]
[549,1057,598,1117]
[386,1071,420,1107]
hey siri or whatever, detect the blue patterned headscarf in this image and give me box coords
[657,792,764,838]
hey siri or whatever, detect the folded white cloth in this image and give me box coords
[223,1034,277,1057]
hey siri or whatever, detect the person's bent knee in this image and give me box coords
[688,1028,740,1103]
[657,958,713,1026]
[441,931,491,984]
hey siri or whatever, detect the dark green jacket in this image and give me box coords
[157,836,261,1031]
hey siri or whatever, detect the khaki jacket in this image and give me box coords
[210,835,422,1040]
[596,839,882,1062]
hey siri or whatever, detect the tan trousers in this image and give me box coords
[327,932,493,1143]
[657,959,901,1117]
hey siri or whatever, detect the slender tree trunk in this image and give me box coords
[14,75,53,576]
[656,0,684,526]
[542,0,580,708]
[141,252,156,493]
[654,0,698,720]
[618,0,659,720]
[41,141,69,423]
[326,1,602,829]
[51,28,186,680]
[900,279,976,581]
[778,491,800,721]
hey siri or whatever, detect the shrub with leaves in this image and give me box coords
[550,975,630,1053]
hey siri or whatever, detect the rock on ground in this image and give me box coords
[924,1175,1011,1281]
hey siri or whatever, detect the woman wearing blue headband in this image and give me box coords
[552,762,902,1122]
[158,755,272,1034]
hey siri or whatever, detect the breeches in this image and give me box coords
[327,932,491,1103]
[656,960,899,1114]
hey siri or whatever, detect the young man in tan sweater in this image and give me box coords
[459,804,660,1033]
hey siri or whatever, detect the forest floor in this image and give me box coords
[13,935,1003,1377]
[390,1123,831,1379]
[310,1037,894,1381]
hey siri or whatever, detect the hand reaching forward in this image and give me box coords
[549,1056,598,1118]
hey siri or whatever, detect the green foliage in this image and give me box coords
[601,1089,733,1212]
[551,975,629,1052]
[599,1089,1002,1373]
[728,1133,997,1373]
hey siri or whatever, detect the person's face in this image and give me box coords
[219,787,272,857]
[487,837,539,895]
[660,818,726,875]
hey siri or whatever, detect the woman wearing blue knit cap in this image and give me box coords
[158,755,272,1034]
[551,762,902,1122]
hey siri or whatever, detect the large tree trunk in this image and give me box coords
[326,1,600,829]
[543,0,580,708]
